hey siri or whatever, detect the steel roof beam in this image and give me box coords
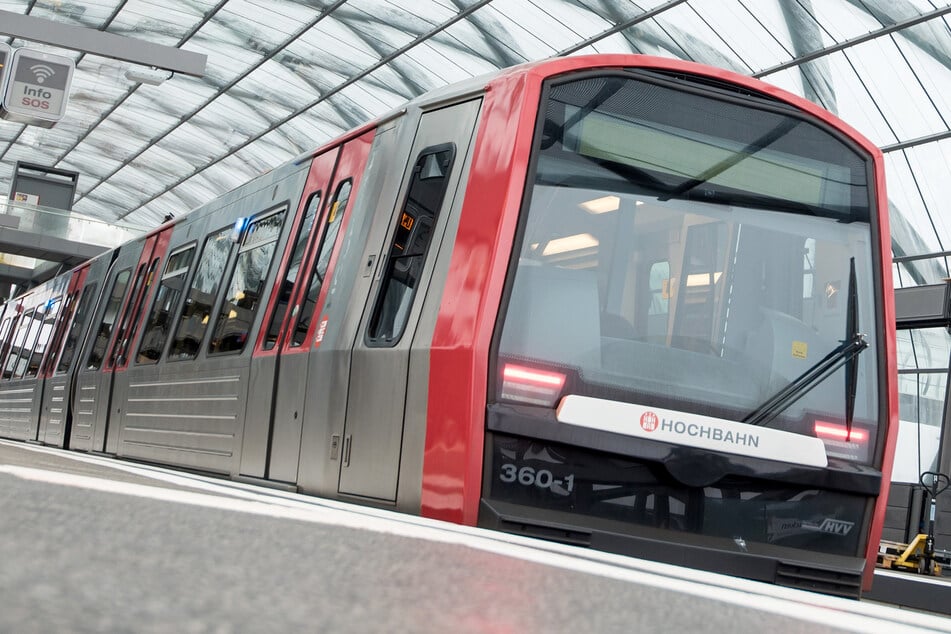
[0,10,206,77]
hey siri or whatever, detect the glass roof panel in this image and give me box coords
[900,139,951,249]
[233,60,316,116]
[795,0,884,45]
[158,122,226,168]
[650,2,748,72]
[108,0,218,44]
[844,36,947,142]
[736,0,797,57]
[29,0,118,27]
[187,23,265,87]
[894,19,951,125]
[759,50,897,145]
[479,2,576,58]
[691,1,789,72]
[884,148,943,257]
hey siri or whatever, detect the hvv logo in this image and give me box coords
[818,518,854,535]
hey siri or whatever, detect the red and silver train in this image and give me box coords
[0,55,896,598]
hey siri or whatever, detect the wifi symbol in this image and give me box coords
[30,64,55,84]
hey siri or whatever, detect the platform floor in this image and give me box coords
[1,440,949,633]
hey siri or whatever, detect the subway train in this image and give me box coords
[0,54,897,598]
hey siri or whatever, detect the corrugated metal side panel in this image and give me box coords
[117,371,245,474]
[0,385,37,440]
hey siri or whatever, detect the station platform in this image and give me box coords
[1,439,949,633]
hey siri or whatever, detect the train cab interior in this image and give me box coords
[500,179,877,437]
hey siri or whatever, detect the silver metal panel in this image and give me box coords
[339,99,483,502]
[115,366,247,474]
[0,383,38,440]
[70,381,98,450]
[267,352,309,483]
[38,379,68,446]
[240,354,276,478]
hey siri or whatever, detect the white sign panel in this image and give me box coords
[1,47,74,128]
[556,395,829,468]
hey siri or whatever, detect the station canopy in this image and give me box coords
[2,0,951,287]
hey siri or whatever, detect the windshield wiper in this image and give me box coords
[743,258,868,428]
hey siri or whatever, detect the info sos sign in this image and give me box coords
[0,47,74,128]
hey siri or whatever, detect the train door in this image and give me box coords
[241,147,339,479]
[75,233,163,453]
[339,100,481,501]
[36,264,89,446]
[103,228,173,455]
[246,132,375,483]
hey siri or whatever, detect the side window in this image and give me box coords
[108,261,152,367]
[168,227,234,361]
[5,309,35,379]
[87,269,131,371]
[56,283,97,374]
[1,314,24,380]
[13,308,41,379]
[292,180,352,346]
[264,192,321,350]
[209,208,287,355]
[26,297,61,378]
[367,146,455,345]
[0,317,13,375]
[41,292,76,376]
[137,246,196,364]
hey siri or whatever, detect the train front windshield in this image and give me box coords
[491,71,882,559]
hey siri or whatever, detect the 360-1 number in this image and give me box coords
[499,463,574,493]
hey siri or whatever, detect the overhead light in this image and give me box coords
[124,66,173,86]
[580,195,619,214]
[542,233,599,256]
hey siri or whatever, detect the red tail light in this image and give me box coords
[500,363,566,407]
[814,422,867,442]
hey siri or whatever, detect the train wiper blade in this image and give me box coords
[844,257,862,435]
[743,259,868,428]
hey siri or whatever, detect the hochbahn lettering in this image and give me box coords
[663,417,760,447]
[640,410,761,447]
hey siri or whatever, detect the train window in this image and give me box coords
[26,297,61,378]
[0,314,23,380]
[4,309,33,379]
[168,227,234,361]
[109,260,155,367]
[264,191,321,350]
[0,317,13,377]
[209,207,287,355]
[56,283,97,374]
[136,245,196,364]
[13,308,42,380]
[292,180,351,346]
[41,292,76,376]
[367,146,455,345]
[87,269,131,371]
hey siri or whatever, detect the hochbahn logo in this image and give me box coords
[640,411,659,431]
[639,409,761,448]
